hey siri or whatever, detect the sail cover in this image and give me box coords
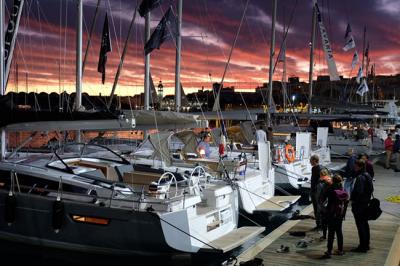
[148,132,173,166]
[315,3,340,81]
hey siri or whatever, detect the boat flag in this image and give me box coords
[343,23,356,52]
[356,78,369,96]
[356,66,363,84]
[351,51,359,69]
[138,0,164,17]
[97,13,112,84]
[315,4,340,81]
[144,6,178,55]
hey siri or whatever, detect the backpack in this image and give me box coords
[332,189,349,219]
[367,195,382,220]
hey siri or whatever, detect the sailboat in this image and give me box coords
[0,0,264,256]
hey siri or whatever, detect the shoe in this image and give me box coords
[350,247,368,253]
[276,245,290,253]
[319,236,326,241]
[321,251,331,259]
[296,240,308,248]
[334,250,345,256]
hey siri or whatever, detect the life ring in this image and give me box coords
[285,144,295,163]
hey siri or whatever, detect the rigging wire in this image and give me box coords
[105,0,122,58]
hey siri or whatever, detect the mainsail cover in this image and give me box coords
[148,132,172,166]
[315,3,340,81]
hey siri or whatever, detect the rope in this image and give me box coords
[213,0,250,125]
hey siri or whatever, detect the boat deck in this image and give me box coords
[238,166,400,266]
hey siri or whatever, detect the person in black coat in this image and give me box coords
[310,154,321,229]
[351,159,374,252]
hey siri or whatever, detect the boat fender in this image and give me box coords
[285,144,295,163]
[52,199,64,233]
[5,193,16,225]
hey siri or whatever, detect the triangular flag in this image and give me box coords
[144,6,178,55]
[97,13,112,84]
[343,23,356,52]
[138,0,164,17]
[356,78,369,96]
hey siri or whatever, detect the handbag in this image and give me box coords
[367,193,382,220]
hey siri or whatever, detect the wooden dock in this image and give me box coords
[238,166,400,266]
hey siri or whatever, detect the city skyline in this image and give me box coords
[5,0,400,96]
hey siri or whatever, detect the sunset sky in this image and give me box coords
[5,0,400,96]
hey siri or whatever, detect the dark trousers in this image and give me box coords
[327,218,343,252]
[311,192,320,227]
[321,215,328,238]
[352,207,370,249]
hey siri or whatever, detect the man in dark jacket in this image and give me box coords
[310,154,321,229]
[345,148,357,179]
[351,159,374,252]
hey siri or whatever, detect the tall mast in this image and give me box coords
[0,0,5,160]
[308,0,317,114]
[82,0,101,76]
[267,0,277,125]
[282,41,287,112]
[361,26,366,76]
[75,0,83,111]
[144,12,151,110]
[175,0,183,112]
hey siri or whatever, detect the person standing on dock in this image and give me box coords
[344,148,357,179]
[318,168,332,240]
[322,174,348,258]
[351,159,374,253]
[393,134,400,172]
[360,154,374,181]
[310,155,321,230]
[384,133,393,169]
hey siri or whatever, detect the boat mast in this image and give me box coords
[144,11,151,110]
[308,0,317,114]
[82,0,101,76]
[174,0,183,112]
[74,0,83,144]
[267,0,277,126]
[0,0,5,160]
[75,0,83,111]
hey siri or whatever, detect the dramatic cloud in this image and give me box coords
[4,0,399,96]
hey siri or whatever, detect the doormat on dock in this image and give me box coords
[385,195,400,203]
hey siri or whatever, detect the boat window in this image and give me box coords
[0,170,86,195]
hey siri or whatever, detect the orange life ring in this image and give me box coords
[285,144,295,163]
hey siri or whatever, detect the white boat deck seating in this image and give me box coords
[255,195,301,212]
[200,226,265,253]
